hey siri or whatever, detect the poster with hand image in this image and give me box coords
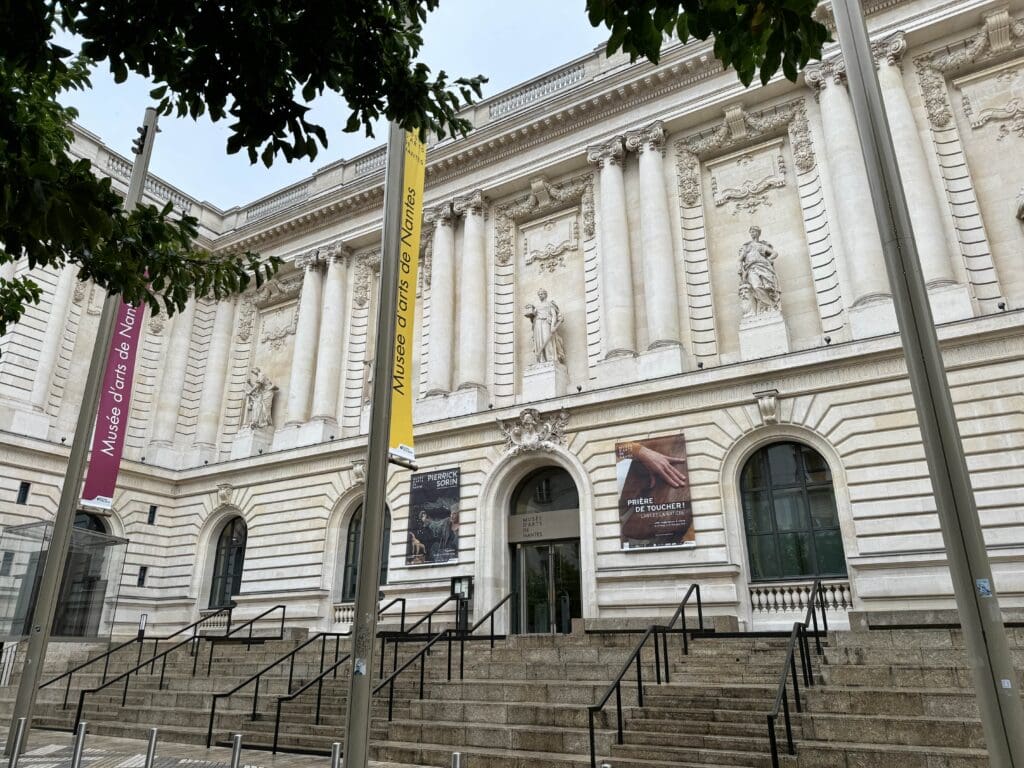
[616,435,694,549]
[405,468,460,565]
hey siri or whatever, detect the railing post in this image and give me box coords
[682,610,689,656]
[696,584,704,630]
[588,709,597,768]
[272,700,282,754]
[653,630,662,685]
[635,651,644,708]
[614,682,623,744]
[661,629,670,683]
[419,650,426,698]
[64,675,72,710]
[809,591,822,655]
[70,721,87,768]
[790,640,802,713]
[102,651,111,684]
[818,581,829,633]
[334,635,340,679]
[253,677,260,718]
[288,652,296,692]
[388,679,395,721]
[460,635,465,681]
[782,688,794,755]
[206,700,217,748]
[767,714,779,768]
[207,641,215,676]
[315,677,324,726]
[447,634,452,681]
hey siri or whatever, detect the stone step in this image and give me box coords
[610,741,774,767]
[794,740,989,768]
[821,663,981,689]
[384,718,604,754]
[805,686,977,718]
[802,712,985,749]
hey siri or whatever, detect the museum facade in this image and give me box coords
[1,0,1023,637]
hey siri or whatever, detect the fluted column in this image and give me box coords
[876,34,956,287]
[150,298,196,445]
[625,122,681,348]
[424,203,455,396]
[806,63,891,306]
[587,138,636,358]
[194,298,235,448]
[454,191,488,390]
[286,254,325,424]
[31,264,78,408]
[311,246,349,422]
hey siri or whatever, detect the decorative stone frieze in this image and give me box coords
[353,250,382,308]
[497,407,570,456]
[494,174,594,267]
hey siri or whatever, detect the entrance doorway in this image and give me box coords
[508,467,582,634]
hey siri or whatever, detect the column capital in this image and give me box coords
[872,31,907,68]
[453,189,488,217]
[426,201,455,228]
[624,121,666,155]
[295,249,325,272]
[804,60,846,93]
[323,241,352,265]
[586,137,625,168]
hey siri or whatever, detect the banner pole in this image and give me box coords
[341,121,409,768]
[833,2,1024,764]
[5,107,159,753]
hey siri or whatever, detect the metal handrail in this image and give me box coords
[204,604,287,674]
[587,583,703,768]
[145,605,234,671]
[401,595,457,636]
[766,578,827,768]
[377,594,458,678]
[42,607,234,709]
[468,592,513,649]
[271,652,352,753]
[373,628,456,721]
[379,597,407,632]
[206,630,350,747]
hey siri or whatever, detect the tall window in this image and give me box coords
[340,507,391,603]
[740,442,847,581]
[209,517,247,609]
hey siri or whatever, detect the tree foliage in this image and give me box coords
[586,0,830,86]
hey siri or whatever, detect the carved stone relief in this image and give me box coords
[753,388,780,425]
[354,250,382,308]
[706,138,787,216]
[237,270,304,342]
[521,210,579,272]
[497,407,570,456]
[494,173,594,267]
[954,61,1024,142]
[259,303,299,350]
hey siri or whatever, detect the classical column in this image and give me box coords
[625,122,681,348]
[424,203,455,396]
[194,298,236,448]
[285,253,325,424]
[587,137,636,358]
[149,298,196,445]
[806,63,891,307]
[311,246,349,423]
[454,191,488,390]
[31,264,79,409]
[876,34,956,287]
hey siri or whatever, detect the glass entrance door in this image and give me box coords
[512,539,581,634]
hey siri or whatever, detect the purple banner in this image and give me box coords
[81,301,145,510]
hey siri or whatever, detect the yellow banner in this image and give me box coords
[388,131,426,465]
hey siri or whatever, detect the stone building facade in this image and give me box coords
[1,0,1023,636]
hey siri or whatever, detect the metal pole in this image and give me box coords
[70,722,87,768]
[331,742,342,768]
[6,107,160,755]
[229,734,242,768]
[6,718,24,768]
[341,121,408,768]
[832,3,1024,764]
[143,727,158,768]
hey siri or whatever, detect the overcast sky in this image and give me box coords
[60,1,609,211]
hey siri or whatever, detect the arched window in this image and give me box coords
[74,511,107,533]
[512,467,579,516]
[209,517,247,609]
[740,442,847,581]
[340,507,391,603]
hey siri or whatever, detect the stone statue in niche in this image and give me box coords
[244,368,277,428]
[737,226,782,317]
[524,288,565,364]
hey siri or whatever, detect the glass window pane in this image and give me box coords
[808,488,839,529]
[776,532,815,578]
[773,490,807,532]
[742,491,773,534]
[741,455,768,491]
[767,444,801,487]
[513,468,579,515]
[748,535,779,581]
[802,447,832,484]
[814,530,848,576]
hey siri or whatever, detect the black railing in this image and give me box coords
[205,605,287,674]
[271,652,352,753]
[766,578,827,768]
[143,606,234,674]
[378,594,460,678]
[206,630,349,748]
[587,583,704,768]
[468,592,513,650]
[379,597,407,632]
[42,607,233,710]
[372,628,457,721]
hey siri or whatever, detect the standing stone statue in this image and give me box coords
[737,225,782,317]
[244,368,277,428]
[525,288,565,364]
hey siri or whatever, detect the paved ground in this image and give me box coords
[2,730,415,768]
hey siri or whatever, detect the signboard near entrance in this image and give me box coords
[616,434,694,549]
[509,507,580,543]
[405,468,460,565]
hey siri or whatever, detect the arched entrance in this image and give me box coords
[740,441,848,580]
[209,516,247,609]
[339,506,391,603]
[509,467,582,634]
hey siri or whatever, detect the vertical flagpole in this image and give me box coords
[342,121,407,768]
[6,107,160,753]
[833,3,1024,765]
